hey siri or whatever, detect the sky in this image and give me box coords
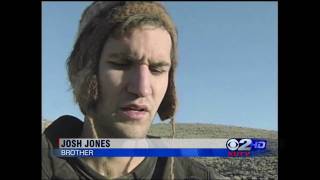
[42,2,278,131]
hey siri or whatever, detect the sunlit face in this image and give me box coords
[94,26,172,138]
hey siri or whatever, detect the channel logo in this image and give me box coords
[226,138,267,157]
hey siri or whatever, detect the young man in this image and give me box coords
[42,2,225,179]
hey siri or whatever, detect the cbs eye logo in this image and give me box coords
[226,138,252,151]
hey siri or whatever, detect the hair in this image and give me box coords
[67,1,178,121]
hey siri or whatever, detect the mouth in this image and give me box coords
[119,104,149,120]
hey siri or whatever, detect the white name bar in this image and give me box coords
[59,138,228,149]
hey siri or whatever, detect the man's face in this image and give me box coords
[94,25,172,138]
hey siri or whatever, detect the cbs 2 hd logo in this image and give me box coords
[226,138,266,151]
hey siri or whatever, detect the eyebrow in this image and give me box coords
[108,53,171,67]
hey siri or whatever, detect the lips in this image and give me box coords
[121,106,146,112]
[119,104,149,120]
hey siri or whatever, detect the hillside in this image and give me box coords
[149,123,278,180]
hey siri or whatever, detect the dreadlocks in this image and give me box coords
[67,2,179,179]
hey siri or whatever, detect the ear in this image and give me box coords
[88,75,98,101]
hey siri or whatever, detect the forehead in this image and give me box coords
[100,26,172,63]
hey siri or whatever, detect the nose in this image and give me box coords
[127,64,152,97]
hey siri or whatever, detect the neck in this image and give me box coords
[80,115,100,138]
[80,115,145,178]
[81,157,144,178]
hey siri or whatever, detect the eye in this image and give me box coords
[108,61,131,69]
[149,66,167,75]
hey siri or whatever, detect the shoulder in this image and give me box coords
[43,115,83,147]
[173,158,227,180]
[42,115,83,179]
[42,133,80,180]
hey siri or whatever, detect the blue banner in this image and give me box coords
[53,148,268,157]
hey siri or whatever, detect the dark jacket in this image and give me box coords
[42,115,226,180]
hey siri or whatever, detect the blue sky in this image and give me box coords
[42,2,278,130]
